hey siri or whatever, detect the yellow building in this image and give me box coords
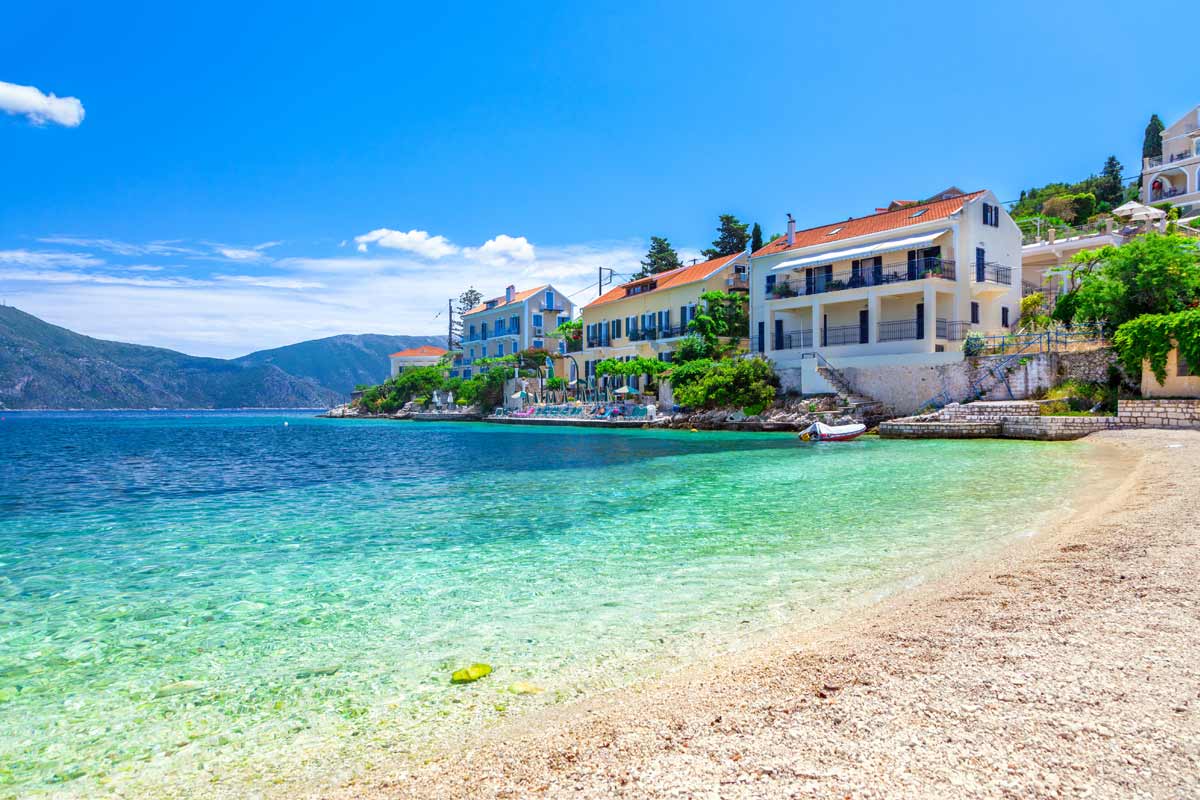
[1141,346,1200,398]
[577,253,748,386]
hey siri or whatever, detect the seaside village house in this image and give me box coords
[1142,104,1200,215]
[453,284,576,379]
[576,253,749,391]
[1141,346,1200,399]
[749,188,1021,394]
[388,345,448,378]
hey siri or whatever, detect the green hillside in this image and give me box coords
[235,333,446,394]
[0,306,342,409]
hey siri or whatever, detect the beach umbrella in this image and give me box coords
[1112,200,1143,218]
[1128,206,1166,222]
[613,385,634,395]
[510,390,528,399]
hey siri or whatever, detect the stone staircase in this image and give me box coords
[814,361,891,424]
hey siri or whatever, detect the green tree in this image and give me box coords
[750,222,764,252]
[670,357,778,415]
[451,287,483,347]
[635,236,684,279]
[1097,156,1124,208]
[1142,114,1165,160]
[1070,233,1200,330]
[701,214,750,259]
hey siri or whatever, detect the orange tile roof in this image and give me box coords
[754,191,985,258]
[585,253,742,308]
[464,285,549,316]
[389,345,447,358]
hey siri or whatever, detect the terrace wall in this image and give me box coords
[1117,399,1200,429]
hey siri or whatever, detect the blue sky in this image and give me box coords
[1,1,1193,357]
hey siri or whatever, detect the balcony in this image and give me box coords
[972,262,1012,287]
[773,319,969,349]
[1151,186,1191,202]
[769,257,956,300]
[628,325,689,342]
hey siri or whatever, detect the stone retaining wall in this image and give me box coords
[878,420,1003,439]
[1002,416,1121,441]
[940,400,1040,422]
[1117,399,1200,429]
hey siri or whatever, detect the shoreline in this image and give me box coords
[337,429,1199,799]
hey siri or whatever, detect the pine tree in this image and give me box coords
[634,236,683,279]
[750,222,763,252]
[450,287,483,347]
[701,214,750,259]
[1097,155,1124,207]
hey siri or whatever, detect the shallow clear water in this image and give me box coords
[0,411,1092,797]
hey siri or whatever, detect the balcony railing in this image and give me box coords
[585,337,611,348]
[936,319,970,341]
[973,262,1012,286]
[770,257,956,299]
[775,329,814,350]
[628,325,689,342]
[1151,186,1190,201]
[1168,150,1197,164]
[878,319,920,342]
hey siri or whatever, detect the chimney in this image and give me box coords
[504,284,515,303]
[786,213,796,246]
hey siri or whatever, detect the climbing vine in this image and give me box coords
[1113,307,1200,384]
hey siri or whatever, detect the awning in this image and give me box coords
[771,229,951,271]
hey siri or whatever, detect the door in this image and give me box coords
[774,318,784,350]
[757,321,765,353]
[907,250,918,281]
[975,247,986,282]
[915,302,925,340]
[858,309,869,344]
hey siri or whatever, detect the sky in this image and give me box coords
[1,1,1194,358]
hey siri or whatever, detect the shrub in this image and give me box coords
[674,334,714,363]
[962,331,985,357]
[671,357,778,412]
[1113,307,1200,385]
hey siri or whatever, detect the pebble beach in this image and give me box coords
[350,429,1200,799]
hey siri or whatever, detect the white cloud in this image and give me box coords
[212,241,282,261]
[37,237,202,257]
[274,255,421,274]
[463,234,536,266]
[354,228,459,259]
[215,274,325,290]
[0,80,85,127]
[0,249,104,269]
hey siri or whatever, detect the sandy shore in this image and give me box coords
[335,429,1199,799]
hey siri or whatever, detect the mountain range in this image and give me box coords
[0,305,445,410]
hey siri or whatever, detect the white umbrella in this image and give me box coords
[510,390,528,399]
[1112,201,1165,221]
[613,385,634,395]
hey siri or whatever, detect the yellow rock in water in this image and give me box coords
[507,681,544,695]
[450,663,492,683]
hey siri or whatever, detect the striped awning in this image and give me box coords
[771,229,951,271]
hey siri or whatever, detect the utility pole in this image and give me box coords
[597,267,616,297]
[447,298,455,350]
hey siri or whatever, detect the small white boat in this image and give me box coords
[799,421,866,442]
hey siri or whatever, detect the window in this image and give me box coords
[469,324,476,339]
[497,342,505,356]
[533,339,544,350]
[982,202,1000,228]
[910,208,928,218]
[765,274,776,295]
[463,369,472,379]
[482,344,488,358]
[827,226,843,236]
[1179,353,1193,377]
[545,289,555,308]
[510,315,520,333]
[558,339,566,354]
[970,302,980,324]
[1001,306,1010,327]
[532,313,543,328]
[612,318,622,339]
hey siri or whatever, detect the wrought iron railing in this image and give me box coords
[878,319,920,342]
[973,262,1012,286]
[823,323,864,346]
[1152,186,1189,201]
[936,319,970,341]
[769,257,956,299]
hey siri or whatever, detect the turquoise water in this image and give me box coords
[0,412,1094,798]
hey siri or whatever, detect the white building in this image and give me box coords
[458,284,576,378]
[388,345,448,377]
[1142,105,1200,215]
[749,189,1022,389]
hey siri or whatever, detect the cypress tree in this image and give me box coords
[750,222,764,252]
[1142,114,1164,160]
